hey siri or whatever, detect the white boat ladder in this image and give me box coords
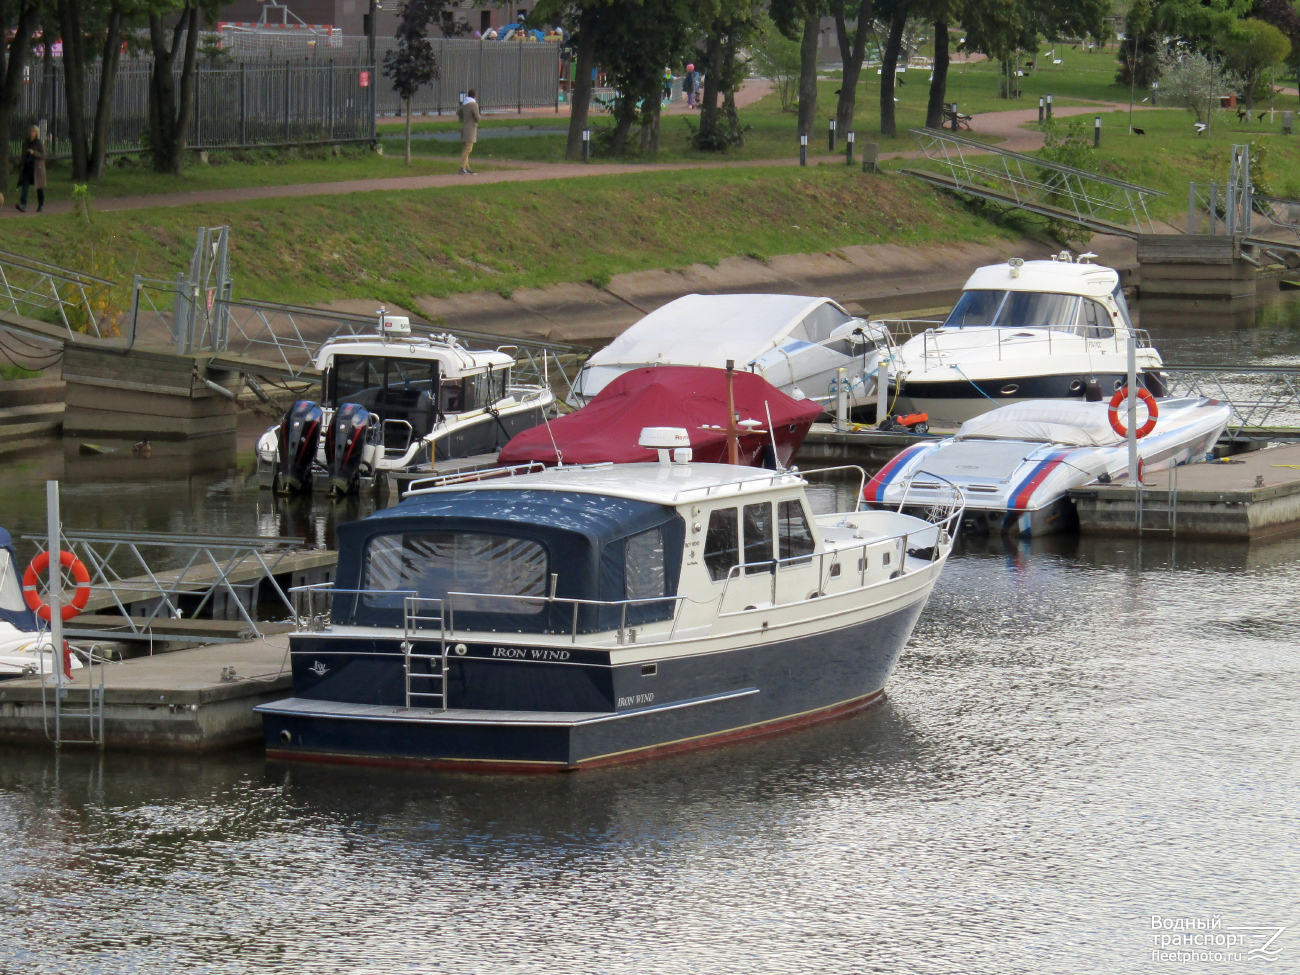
[402,597,448,711]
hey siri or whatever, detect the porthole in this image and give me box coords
[278,729,292,745]
[858,557,868,571]
[1069,379,1084,393]
[641,663,657,677]
[882,552,891,566]
[1114,379,1124,391]
[829,563,841,577]
[1000,384,1019,395]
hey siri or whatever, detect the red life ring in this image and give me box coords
[22,551,91,623]
[1108,386,1158,439]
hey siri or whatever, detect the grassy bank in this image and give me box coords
[0,165,1013,316]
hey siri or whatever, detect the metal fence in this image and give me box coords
[9,36,560,159]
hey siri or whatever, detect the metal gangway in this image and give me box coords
[902,128,1166,237]
[24,530,319,643]
[1163,364,1300,442]
[0,248,120,342]
[1187,144,1300,263]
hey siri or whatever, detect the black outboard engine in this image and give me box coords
[276,400,324,494]
[325,403,375,496]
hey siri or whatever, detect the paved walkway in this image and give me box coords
[0,99,1141,220]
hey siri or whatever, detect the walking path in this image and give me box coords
[0,100,1142,221]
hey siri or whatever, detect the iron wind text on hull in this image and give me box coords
[257,312,554,496]
[256,429,964,770]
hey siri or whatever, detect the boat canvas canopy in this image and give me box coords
[499,366,822,467]
[575,294,853,399]
[956,400,1128,446]
[334,490,685,632]
[0,529,36,632]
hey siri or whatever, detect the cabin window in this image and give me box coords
[943,289,1005,328]
[944,290,1084,330]
[1111,284,1135,332]
[743,502,774,575]
[625,527,667,601]
[790,303,853,344]
[703,508,739,582]
[1075,299,1114,339]
[778,500,815,564]
[439,380,464,413]
[461,368,509,413]
[362,531,548,610]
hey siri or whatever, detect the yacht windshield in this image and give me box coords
[944,290,1081,329]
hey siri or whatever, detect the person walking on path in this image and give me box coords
[16,126,46,213]
[458,89,481,175]
[683,64,698,109]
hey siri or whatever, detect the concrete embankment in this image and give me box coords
[328,234,1141,347]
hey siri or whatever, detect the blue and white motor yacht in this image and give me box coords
[256,428,962,770]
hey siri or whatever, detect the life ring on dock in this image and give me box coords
[23,551,91,623]
[1108,386,1158,439]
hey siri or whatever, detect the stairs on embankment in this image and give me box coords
[0,378,65,453]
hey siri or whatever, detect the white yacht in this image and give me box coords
[864,397,1229,537]
[256,430,963,770]
[0,529,83,681]
[570,294,890,417]
[257,315,554,495]
[890,254,1166,425]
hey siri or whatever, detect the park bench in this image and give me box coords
[943,107,974,131]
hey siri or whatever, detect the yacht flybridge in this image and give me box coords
[891,254,1166,425]
[256,428,962,770]
[257,314,553,495]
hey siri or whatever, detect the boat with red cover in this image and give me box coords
[498,366,823,469]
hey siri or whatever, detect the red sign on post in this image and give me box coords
[360,70,370,88]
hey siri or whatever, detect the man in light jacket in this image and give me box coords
[458,89,481,175]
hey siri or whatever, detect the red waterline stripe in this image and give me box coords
[864,447,921,504]
[1010,451,1069,510]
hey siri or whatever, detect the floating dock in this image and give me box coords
[1070,444,1300,538]
[0,636,291,751]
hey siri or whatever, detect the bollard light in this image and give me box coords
[1046,93,1053,119]
[1038,96,1045,123]
[582,128,591,162]
[799,133,808,167]
[846,130,855,166]
[1094,116,1101,148]
[828,117,837,152]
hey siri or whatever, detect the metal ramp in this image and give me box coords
[1162,365,1300,442]
[0,250,120,343]
[1186,144,1300,260]
[903,128,1166,237]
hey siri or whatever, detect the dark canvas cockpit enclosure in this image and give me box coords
[333,490,686,633]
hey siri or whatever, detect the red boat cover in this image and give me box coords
[499,366,823,467]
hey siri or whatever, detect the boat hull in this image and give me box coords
[258,598,929,771]
[895,371,1164,426]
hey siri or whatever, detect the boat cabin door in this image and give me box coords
[328,354,440,451]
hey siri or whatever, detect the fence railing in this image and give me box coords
[10,38,560,159]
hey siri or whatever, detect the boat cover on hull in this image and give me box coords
[0,529,37,632]
[499,366,822,467]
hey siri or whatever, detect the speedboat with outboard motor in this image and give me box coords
[255,427,963,771]
[257,314,554,496]
[863,395,1230,537]
[0,529,82,681]
[888,253,1166,425]
[569,294,891,418]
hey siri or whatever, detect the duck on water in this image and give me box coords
[257,429,964,771]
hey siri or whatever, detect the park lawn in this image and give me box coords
[31,148,494,203]
[0,165,1014,316]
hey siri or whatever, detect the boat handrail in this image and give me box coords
[670,470,807,502]
[288,585,419,632]
[405,462,549,493]
[795,464,868,505]
[895,469,967,521]
[440,591,688,645]
[912,322,1156,372]
[713,500,963,617]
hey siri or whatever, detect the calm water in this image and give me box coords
[2,295,1299,973]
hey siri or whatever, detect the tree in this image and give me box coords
[1157,47,1243,121]
[1116,0,1161,88]
[830,0,872,134]
[147,3,207,174]
[90,3,128,180]
[1254,0,1300,90]
[877,0,911,135]
[753,22,802,111]
[384,0,442,164]
[0,0,40,198]
[696,0,763,150]
[771,0,828,141]
[926,18,951,128]
[1219,17,1291,111]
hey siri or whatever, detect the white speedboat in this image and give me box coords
[0,529,83,681]
[570,294,890,416]
[889,253,1166,425]
[864,396,1230,536]
[255,428,962,770]
[257,314,554,495]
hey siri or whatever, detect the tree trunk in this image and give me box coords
[879,2,907,137]
[834,0,871,134]
[565,6,597,160]
[169,7,201,173]
[610,94,636,154]
[90,6,124,180]
[698,31,724,142]
[0,2,38,197]
[149,6,201,174]
[59,0,93,178]
[797,15,818,139]
[925,20,949,129]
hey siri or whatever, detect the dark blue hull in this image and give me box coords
[258,598,929,770]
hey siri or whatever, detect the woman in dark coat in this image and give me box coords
[17,126,46,213]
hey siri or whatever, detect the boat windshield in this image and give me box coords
[944,290,1081,330]
[362,531,548,613]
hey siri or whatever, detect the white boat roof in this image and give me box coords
[406,462,809,507]
[963,259,1120,298]
[585,294,850,370]
[314,335,514,373]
